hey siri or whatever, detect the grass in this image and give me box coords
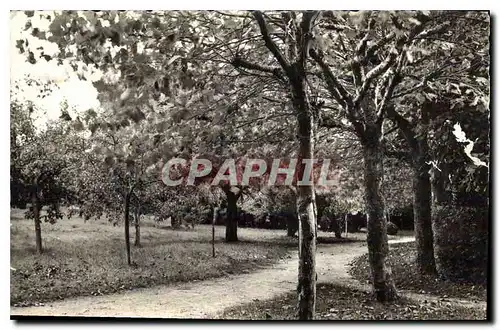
[218,283,487,320]
[10,208,302,307]
[349,242,487,301]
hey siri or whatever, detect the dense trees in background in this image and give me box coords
[11,10,489,319]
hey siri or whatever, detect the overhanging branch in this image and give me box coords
[354,49,398,107]
[309,49,353,108]
[253,11,291,71]
[309,48,365,138]
[231,56,285,82]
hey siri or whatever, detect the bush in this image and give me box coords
[387,222,399,235]
[432,205,488,281]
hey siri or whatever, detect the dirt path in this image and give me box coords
[11,236,482,319]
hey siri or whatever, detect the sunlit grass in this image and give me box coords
[10,209,297,306]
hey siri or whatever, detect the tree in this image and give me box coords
[225,10,321,319]
[11,100,82,253]
[73,113,163,265]
[382,10,489,274]
[309,11,421,301]
[306,10,489,297]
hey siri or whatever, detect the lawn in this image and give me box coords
[349,242,487,301]
[10,208,300,307]
[218,283,486,320]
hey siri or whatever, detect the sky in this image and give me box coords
[10,11,101,128]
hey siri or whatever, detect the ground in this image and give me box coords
[10,209,295,307]
[219,240,487,321]
[349,242,488,301]
[10,209,487,320]
[219,283,486,320]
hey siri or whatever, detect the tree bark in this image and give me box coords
[32,185,42,254]
[387,105,437,275]
[293,83,317,320]
[171,216,181,229]
[362,132,397,302]
[312,188,318,241]
[212,206,218,257]
[430,165,450,205]
[124,192,132,265]
[412,141,437,275]
[225,189,239,242]
[287,188,298,237]
[134,208,141,247]
[244,10,319,319]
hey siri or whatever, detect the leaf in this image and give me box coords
[120,88,131,101]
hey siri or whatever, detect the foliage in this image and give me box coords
[10,100,84,223]
[263,187,297,216]
[429,103,490,201]
[432,205,488,281]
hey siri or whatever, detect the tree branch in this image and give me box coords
[309,49,353,108]
[351,17,376,87]
[298,11,321,71]
[385,105,417,150]
[309,48,365,138]
[364,31,396,63]
[375,51,407,126]
[253,11,291,71]
[354,48,398,108]
[231,56,285,82]
[392,80,426,99]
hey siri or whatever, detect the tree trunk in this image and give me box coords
[124,192,132,266]
[171,216,181,229]
[334,216,342,239]
[412,142,437,275]
[212,207,217,257]
[248,10,319,319]
[362,135,397,302]
[134,208,141,247]
[312,188,318,241]
[32,186,42,254]
[225,189,239,242]
[430,165,450,205]
[389,107,437,276]
[287,189,298,237]
[293,87,317,320]
[287,220,298,237]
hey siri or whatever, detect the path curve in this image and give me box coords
[11,236,483,319]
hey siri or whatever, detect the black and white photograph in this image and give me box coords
[9,8,490,321]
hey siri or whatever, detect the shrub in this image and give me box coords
[432,205,488,281]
